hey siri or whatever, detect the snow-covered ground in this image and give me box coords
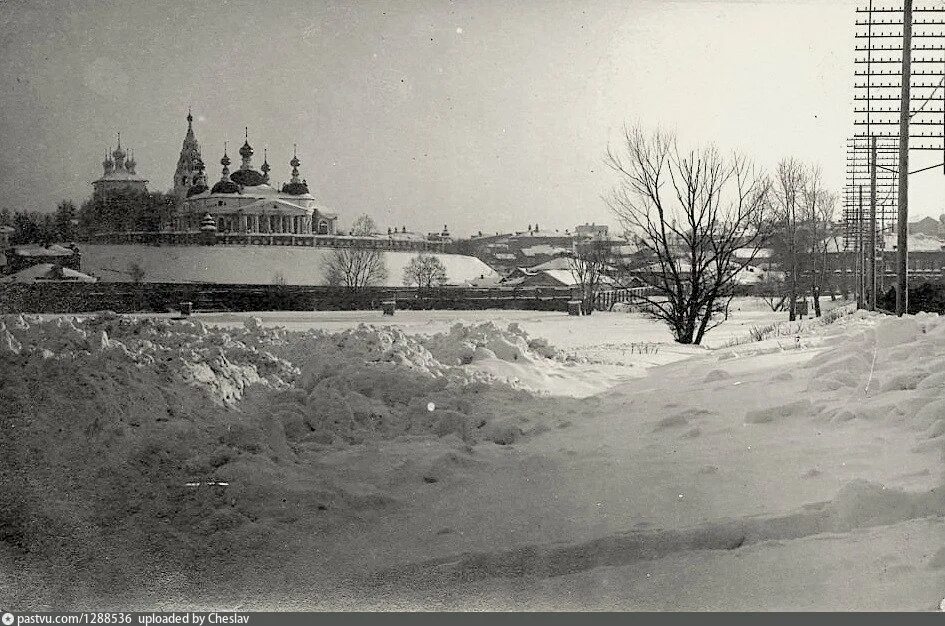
[79,244,501,286]
[184,297,849,397]
[8,297,945,611]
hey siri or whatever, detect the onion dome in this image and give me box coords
[229,127,266,186]
[102,150,114,174]
[210,144,240,194]
[239,140,253,160]
[210,179,239,194]
[261,148,271,182]
[230,167,266,187]
[125,149,137,174]
[238,127,253,163]
[281,181,309,195]
[199,213,217,232]
[111,133,126,169]
[280,144,310,195]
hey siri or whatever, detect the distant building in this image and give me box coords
[426,225,453,243]
[7,244,81,274]
[574,223,608,239]
[908,215,945,238]
[92,134,148,198]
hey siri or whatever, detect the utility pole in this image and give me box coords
[896,0,912,316]
[869,135,878,311]
[857,185,865,309]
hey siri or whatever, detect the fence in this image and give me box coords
[593,287,649,311]
[0,283,588,315]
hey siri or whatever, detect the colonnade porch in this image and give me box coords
[176,213,331,235]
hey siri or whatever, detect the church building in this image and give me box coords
[171,114,338,236]
[92,135,148,198]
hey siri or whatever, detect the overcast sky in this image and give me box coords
[1,0,942,235]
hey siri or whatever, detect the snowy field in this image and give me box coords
[172,297,850,397]
[7,297,945,611]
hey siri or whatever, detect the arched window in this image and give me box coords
[318,220,329,235]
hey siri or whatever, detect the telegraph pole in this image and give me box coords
[896,0,912,316]
[857,185,865,309]
[869,135,878,311]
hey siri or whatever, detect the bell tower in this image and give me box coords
[172,108,203,200]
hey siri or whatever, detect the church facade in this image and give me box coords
[171,114,338,236]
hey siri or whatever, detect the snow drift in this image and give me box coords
[0,313,562,587]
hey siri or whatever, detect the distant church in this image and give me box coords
[92,135,148,198]
[169,111,338,236]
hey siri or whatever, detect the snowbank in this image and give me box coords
[0,313,566,586]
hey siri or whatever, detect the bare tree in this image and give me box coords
[323,214,388,289]
[757,274,788,312]
[403,253,448,289]
[605,126,771,345]
[799,167,838,316]
[769,158,806,321]
[568,236,613,315]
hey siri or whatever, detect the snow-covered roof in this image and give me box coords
[527,256,573,271]
[462,273,503,287]
[2,263,97,283]
[510,230,567,239]
[734,247,774,259]
[520,244,571,257]
[13,244,76,257]
[541,269,579,286]
[884,232,945,252]
[822,233,945,253]
[385,231,427,242]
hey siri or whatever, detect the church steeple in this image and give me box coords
[173,109,203,200]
